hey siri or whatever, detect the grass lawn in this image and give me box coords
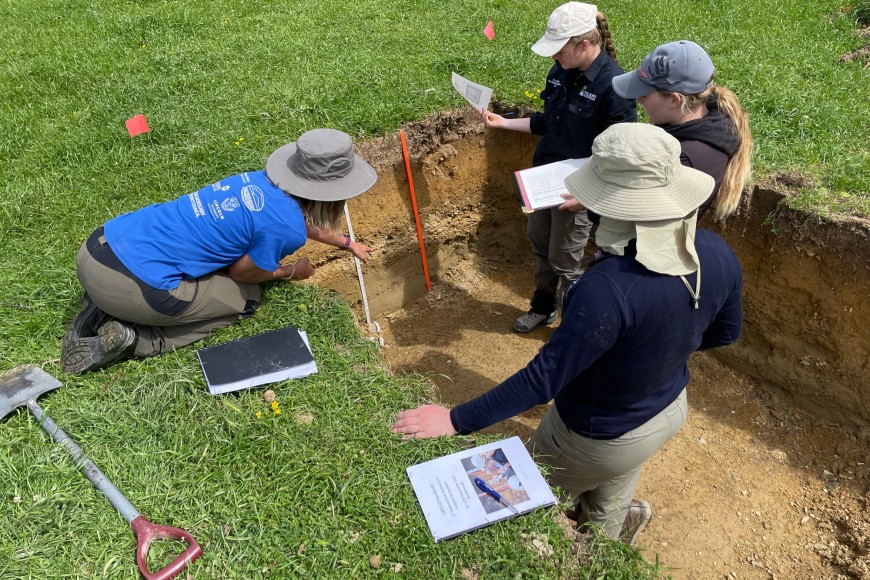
[0,0,866,578]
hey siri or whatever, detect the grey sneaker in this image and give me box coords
[619,499,652,546]
[61,321,136,374]
[513,310,557,333]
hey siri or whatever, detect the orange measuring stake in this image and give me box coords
[399,129,432,292]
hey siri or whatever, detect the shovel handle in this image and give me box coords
[131,515,203,580]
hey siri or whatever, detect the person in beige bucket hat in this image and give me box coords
[392,123,743,546]
[479,2,636,334]
[61,128,377,374]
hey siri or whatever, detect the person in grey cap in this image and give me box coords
[611,40,753,220]
[480,2,636,333]
[60,128,377,374]
[393,124,743,546]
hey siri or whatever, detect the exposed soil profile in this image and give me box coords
[300,110,870,578]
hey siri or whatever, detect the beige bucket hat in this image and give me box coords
[565,123,714,278]
[266,128,377,202]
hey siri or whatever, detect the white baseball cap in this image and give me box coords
[531,3,598,57]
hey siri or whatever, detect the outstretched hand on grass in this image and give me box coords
[392,404,457,439]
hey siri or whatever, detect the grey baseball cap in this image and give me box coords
[612,40,715,99]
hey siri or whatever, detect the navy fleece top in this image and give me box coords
[450,230,743,439]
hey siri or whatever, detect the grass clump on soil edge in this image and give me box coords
[1,283,662,578]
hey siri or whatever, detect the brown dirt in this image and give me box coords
[302,110,870,578]
[373,257,869,578]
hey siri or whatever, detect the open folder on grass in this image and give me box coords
[406,436,556,542]
[196,325,317,395]
[514,157,588,213]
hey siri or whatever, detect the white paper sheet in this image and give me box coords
[451,72,493,111]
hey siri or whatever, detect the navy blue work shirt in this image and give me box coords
[529,50,637,166]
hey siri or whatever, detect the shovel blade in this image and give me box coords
[0,365,62,420]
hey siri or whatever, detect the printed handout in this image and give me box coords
[406,436,556,541]
[451,72,493,112]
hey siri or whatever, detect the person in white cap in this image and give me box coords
[61,128,377,374]
[611,40,753,220]
[480,2,636,333]
[392,123,743,546]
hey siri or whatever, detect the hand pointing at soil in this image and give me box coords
[392,404,457,439]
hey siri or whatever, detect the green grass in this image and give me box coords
[0,0,866,577]
[1,285,584,578]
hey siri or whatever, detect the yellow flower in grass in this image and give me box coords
[256,411,263,419]
[270,401,279,410]
[274,408,281,416]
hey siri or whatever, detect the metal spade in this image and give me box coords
[0,365,202,580]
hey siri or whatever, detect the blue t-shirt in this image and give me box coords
[104,171,307,290]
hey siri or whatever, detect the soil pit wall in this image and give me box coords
[297,109,870,428]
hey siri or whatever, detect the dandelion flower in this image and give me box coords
[274,408,281,416]
[270,401,279,410]
[255,411,263,419]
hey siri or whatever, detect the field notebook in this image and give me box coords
[514,157,588,213]
[196,325,317,395]
[406,436,557,542]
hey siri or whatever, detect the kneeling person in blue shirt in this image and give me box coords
[61,128,377,374]
[392,123,743,546]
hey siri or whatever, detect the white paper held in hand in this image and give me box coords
[514,157,589,213]
[451,72,493,112]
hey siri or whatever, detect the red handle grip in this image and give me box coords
[131,515,203,580]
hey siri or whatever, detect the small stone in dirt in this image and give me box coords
[369,554,381,569]
[393,563,403,573]
[263,390,276,403]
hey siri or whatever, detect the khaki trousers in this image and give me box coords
[75,238,260,358]
[528,389,688,538]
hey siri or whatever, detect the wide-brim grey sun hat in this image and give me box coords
[564,123,714,221]
[266,128,377,202]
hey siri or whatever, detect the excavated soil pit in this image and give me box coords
[298,110,870,578]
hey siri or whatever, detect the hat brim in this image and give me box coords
[611,70,656,99]
[531,35,571,57]
[265,143,377,202]
[565,159,714,221]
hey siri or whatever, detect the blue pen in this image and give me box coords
[474,477,520,515]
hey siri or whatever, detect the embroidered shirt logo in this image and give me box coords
[579,90,597,101]
[547,78,562,88]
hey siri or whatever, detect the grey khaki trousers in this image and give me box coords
[75,236,261,358]
[528,389,688,538]
[527,207,593,296]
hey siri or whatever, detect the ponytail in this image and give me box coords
[571,12,618,62]
[677,85,754,220]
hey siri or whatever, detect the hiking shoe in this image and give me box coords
[63,293,109,341]
[61,320,137,374]
[619,499,652,546]
[513,310,557,333]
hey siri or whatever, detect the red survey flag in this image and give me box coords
[482,21,495,41]
[125,114,150,137]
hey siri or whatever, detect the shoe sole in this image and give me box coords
[61,322,135,374]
